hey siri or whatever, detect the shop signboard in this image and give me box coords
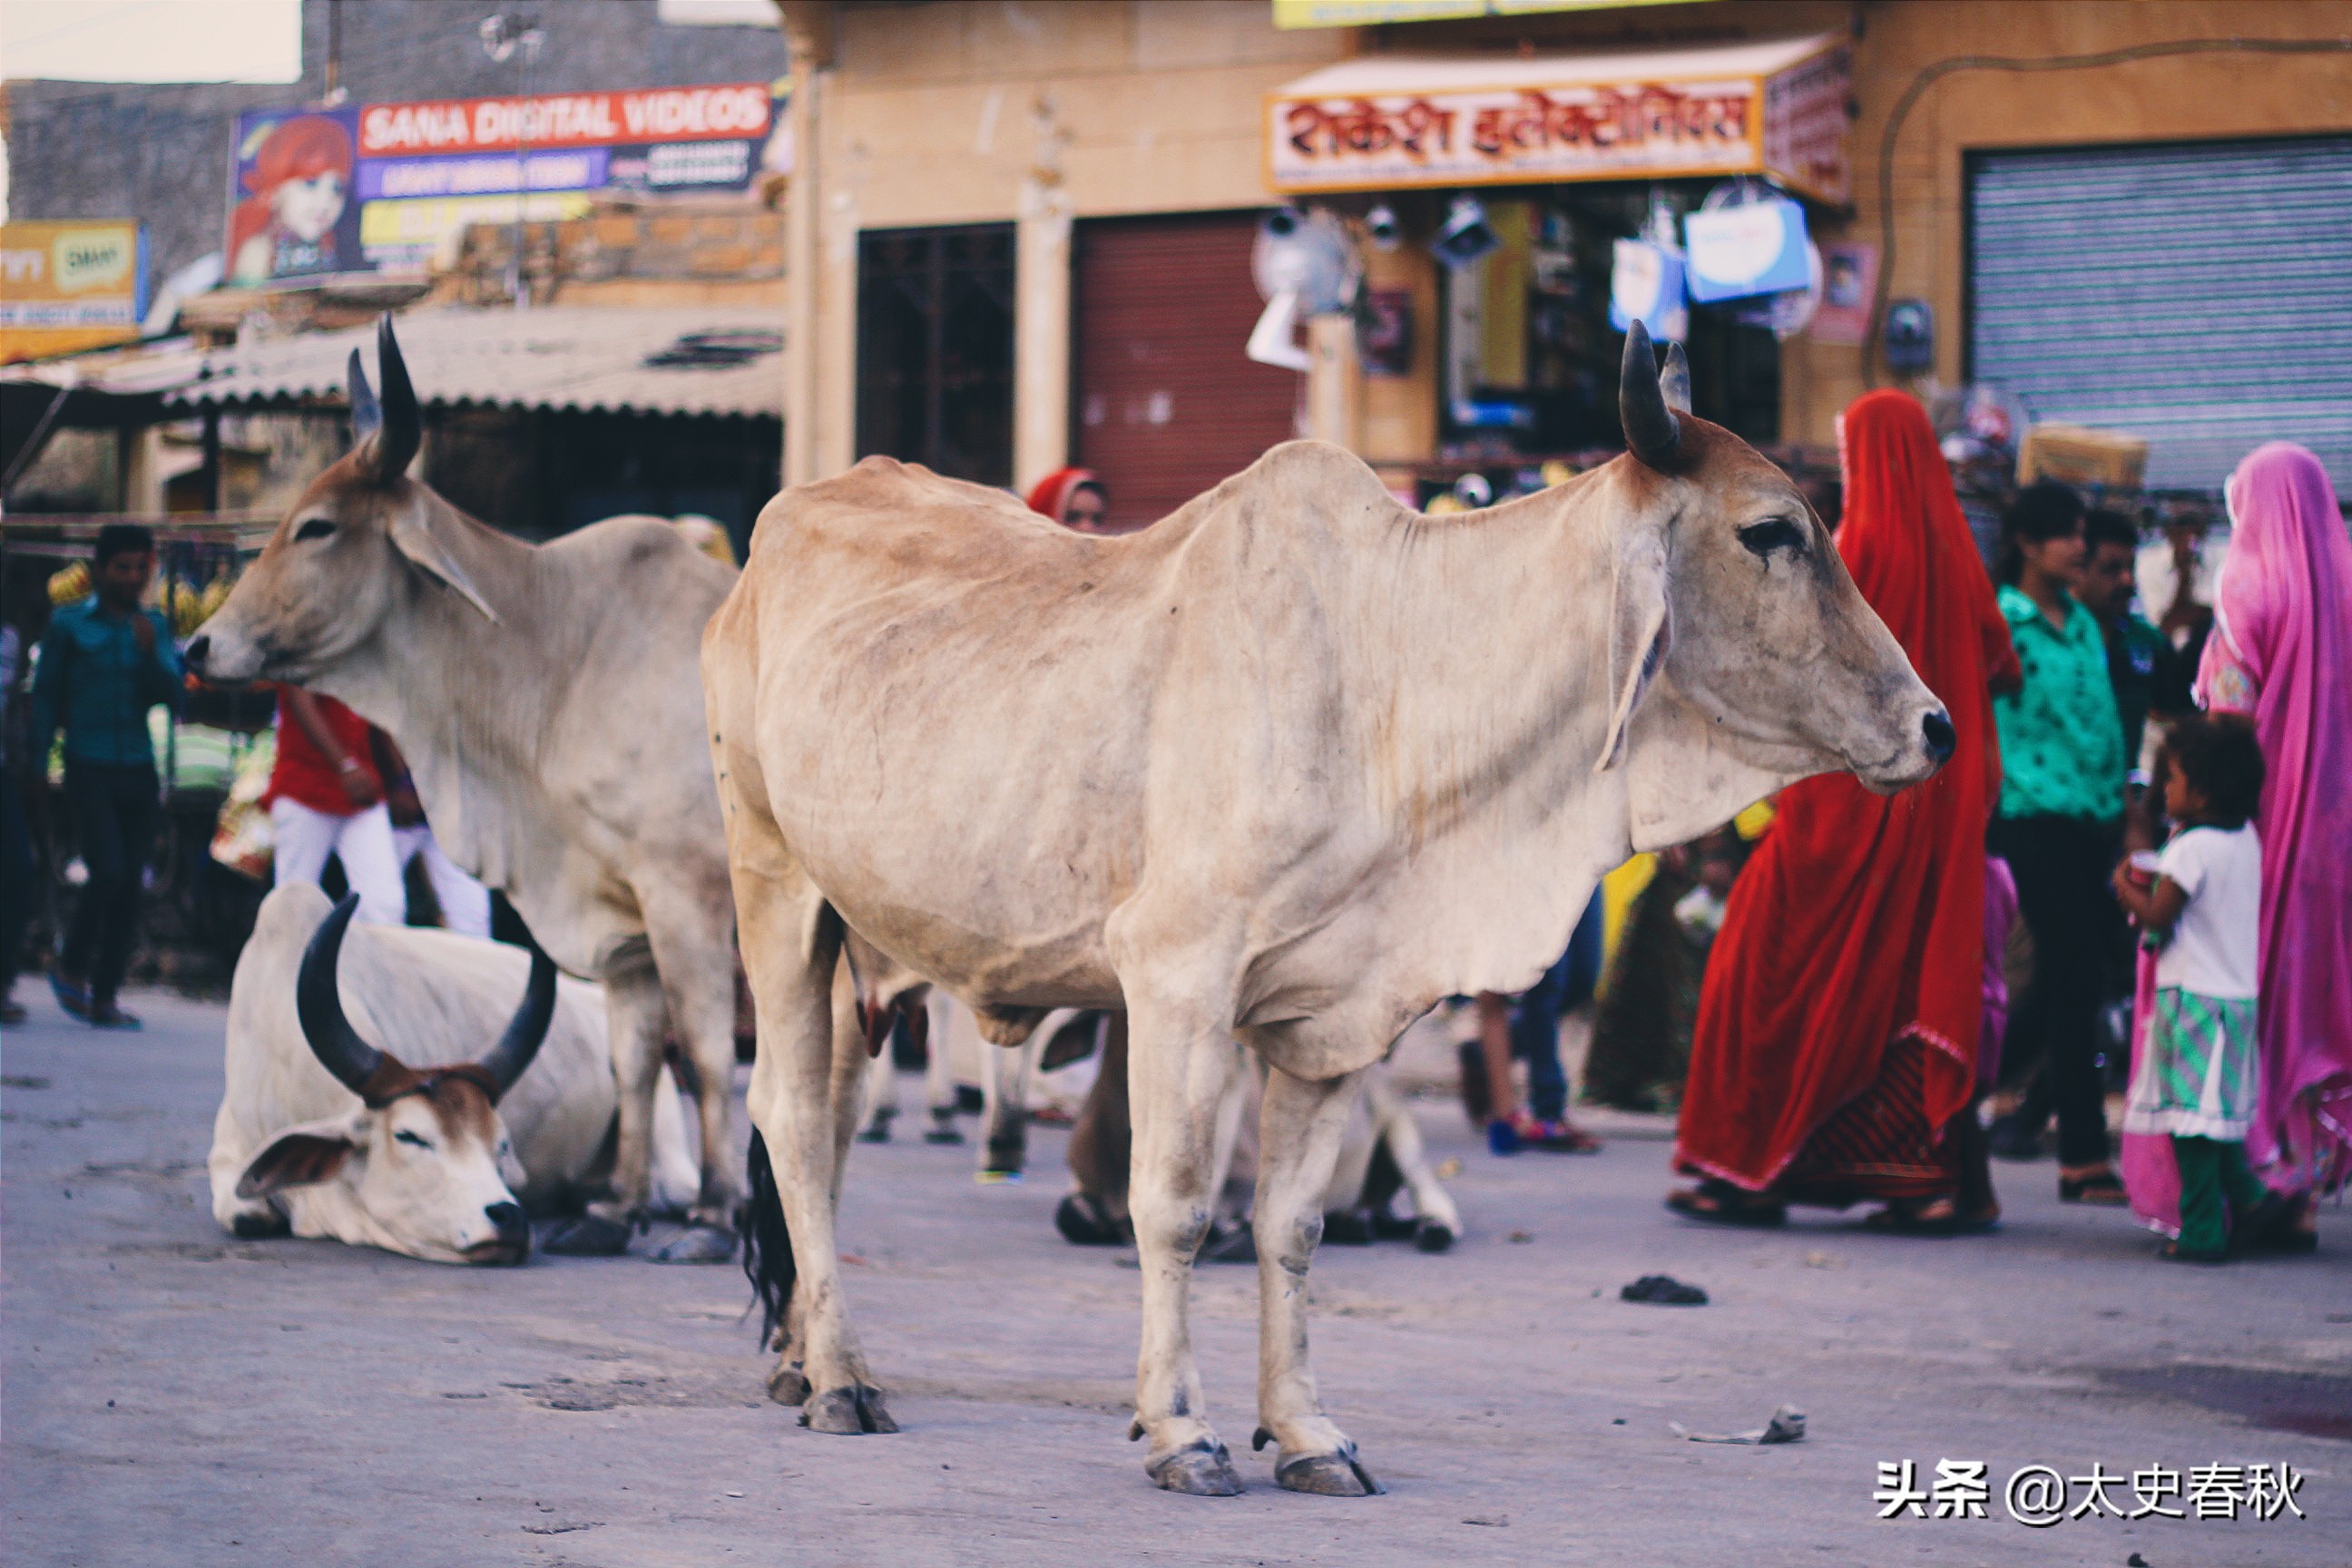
[1266,36,1849,204]
[1808,240,1878,345]
[1607,238,1687,342]
[1272,0,1707,25]
[0,220,147,363]
[1682,196,1810,302]
[227,81,787,284]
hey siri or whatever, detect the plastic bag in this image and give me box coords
[209,733,277,881]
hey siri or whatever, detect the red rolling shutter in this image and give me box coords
[1071,212,1302,531]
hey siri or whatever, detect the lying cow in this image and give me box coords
[706,324,1952,1493]
[211,884,697,1263]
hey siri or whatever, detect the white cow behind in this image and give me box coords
[211,884,697,1263]
[187,318,740,1260]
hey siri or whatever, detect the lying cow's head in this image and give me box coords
[1596,323,1952,844]
[236,894,554,1265]
[186,317,497,686]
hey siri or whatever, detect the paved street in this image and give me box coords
[5,988,2347,1567]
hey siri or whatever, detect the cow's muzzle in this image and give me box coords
[465,1201,533,1266]
[1855,704,1956,795]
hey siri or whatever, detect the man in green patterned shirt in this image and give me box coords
[1985,483,2129,1202]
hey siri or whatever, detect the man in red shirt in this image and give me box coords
[266,686,404,925]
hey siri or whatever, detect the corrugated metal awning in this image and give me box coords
[159,306,783,420]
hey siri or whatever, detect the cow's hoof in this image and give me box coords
[1054,1192,1130,1246]
[923,1126,965,1145]
[1276,1447,1386,1496]
[1322,1208,1376,1245]
[856,1124,891,1145]
[652,1224,735,1264]
[230,1210,289,1240]
[540,1214,632,1257]
[767,1362,811,1406]
[1413,1220,1455,1254]
[800,1383,897,1435]
[1146,1441,1243,1496]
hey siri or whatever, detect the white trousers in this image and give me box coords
[270,799,405,926]
[394,823,492,939]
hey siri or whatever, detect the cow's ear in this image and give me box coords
[389,513,501,623]
[1594,527,1671,774]
[235,1117,362,1200]
[1660,342,1692,416]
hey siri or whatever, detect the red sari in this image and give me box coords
[1675,392,2019,1199]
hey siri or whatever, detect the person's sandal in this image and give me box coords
[1665,1181,1786,1228]
[49,972,91,1021]
[2058,1169,2128,1206]
[2159,1240,2227,1265]
[1863,1198,2001,1236]
[2236,1193,2320,1255]
[1507,1112,1602,1154]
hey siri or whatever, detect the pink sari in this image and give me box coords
[2124,443,2352,1234]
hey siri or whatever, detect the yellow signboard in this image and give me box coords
[0,220,147,362]
[1273,0,1704,28]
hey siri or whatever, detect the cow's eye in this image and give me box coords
[394,1129,432,1150]
[1739,517,1807,559]
[295,518,335,542]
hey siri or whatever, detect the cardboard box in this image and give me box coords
[2017,424,2147,489]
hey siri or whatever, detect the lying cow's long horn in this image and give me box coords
[366,315,422,485]
[297,893,396,1102]
[1620,320,1681,469]
[475,935,558,1102]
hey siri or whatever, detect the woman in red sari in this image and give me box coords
[1667,390,2020,1231]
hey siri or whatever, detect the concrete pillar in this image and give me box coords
[117,426,165,514]
[1304,315,1361,451]
[778,3,829,489]
[1013,173,1073,493]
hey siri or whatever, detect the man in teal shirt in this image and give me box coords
[26,524,182,1028]
[1984,484,2129,1201]
[2081,508,2174,776]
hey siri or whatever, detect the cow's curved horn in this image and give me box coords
[476,935,558,1102]
[365,315,422,485]
[1620,320,1681,468]
[348,348,381,444]
[297,893,396,1102]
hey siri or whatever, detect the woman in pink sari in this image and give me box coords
[2123,443,2351,1248]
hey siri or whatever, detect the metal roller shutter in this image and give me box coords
[1968,136,2352,492]
[1072,212,1301,530]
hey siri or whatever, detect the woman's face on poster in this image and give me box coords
[274,170,347,242]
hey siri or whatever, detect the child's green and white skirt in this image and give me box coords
[2123,986,2259,1141]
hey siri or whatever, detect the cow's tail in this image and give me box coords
[740,1128,796,1348]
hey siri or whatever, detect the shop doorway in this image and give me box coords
[1435,189,1779,462]
[856,223,1015,487]
[1071,211,1301,531]
[1969,135,2352,490]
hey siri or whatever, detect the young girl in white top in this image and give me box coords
[2112,714,2274,1262]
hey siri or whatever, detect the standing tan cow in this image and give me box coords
[187,319,740,1261]
[706,326,1954,1493]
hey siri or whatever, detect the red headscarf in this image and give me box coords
[1676,391,2020,1190]
[1024,467,1102,526]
